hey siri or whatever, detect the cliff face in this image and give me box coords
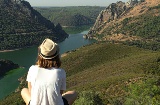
[89,1,126,34]
[87,0,160,48]
[87,0,142,35]
[0,0,68,50]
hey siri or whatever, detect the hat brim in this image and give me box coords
[39,50,59,59]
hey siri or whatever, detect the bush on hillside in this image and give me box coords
[149,4,160,10]
[119,12,160,39]
[73,91,104,105]
[142,57,160,75]
[123,40,160,51]
[124,77,160,105]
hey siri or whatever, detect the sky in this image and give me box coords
[25,0,129,7]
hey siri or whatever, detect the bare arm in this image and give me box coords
[28,82,32,94]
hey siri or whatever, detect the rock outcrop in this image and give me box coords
[87,0,143,37]
[126,0,139,7]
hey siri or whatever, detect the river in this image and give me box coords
[0,30,95,100]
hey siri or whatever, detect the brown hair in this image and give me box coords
[36,55,61,68]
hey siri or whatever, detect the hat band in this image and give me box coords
[40,51,58,59]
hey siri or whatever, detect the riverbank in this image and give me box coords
[0,48,22,53]
[0,45,37,53]
[0,48,73,58]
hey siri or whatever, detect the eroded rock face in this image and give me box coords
[126,0,139,7]
[92,2,126,30]
[87,0,142,35]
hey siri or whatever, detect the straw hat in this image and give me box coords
[39,38,59,59]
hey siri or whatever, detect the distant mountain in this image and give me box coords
[35,6,105,27]
[53,14,93,27]
[86,0,160,50]
[0,59,19,77]
[0,0,68,50]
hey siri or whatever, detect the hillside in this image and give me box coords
[0,42,160,104]
[52,14,93,27]
[86,0,160,50]
[0,59,19,77]
[35,6,105,27]
[0,0,68,51]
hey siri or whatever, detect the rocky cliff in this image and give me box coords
[0,0,68,50]
[86,0,160,51]
[87,0,145,38]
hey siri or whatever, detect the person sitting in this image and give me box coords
[21,38,78,105]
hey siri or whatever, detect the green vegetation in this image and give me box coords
[115,6,160,39]
[5,68,23,75]
[98,5,160,40]
[149,4,160,10]
[120,10,160,50]
[124,76,160,105]
[0,59,19,77]
[1,42,160,104]
[35,6,105,26]
[123,40,160,51]
[119,15,160,39]
[73,91,104,105]
[0,0,68,50]
[1,1,160,105]
[62,25,93,34]
[98,5,160,51]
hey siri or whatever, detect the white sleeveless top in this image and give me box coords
[26,65,66,105]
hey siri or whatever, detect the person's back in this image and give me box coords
[28,65,66,105]
[21,38,77,105]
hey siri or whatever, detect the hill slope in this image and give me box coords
[0,42,160,104]
[35,6,105,27]
[0,0,68,50]
[86,0,160,50]
[0,59,19,77]
[52,14,93,27]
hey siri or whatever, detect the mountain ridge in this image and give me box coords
[0,0,68,50]
[35,6,105,27]
[86,0,160,46]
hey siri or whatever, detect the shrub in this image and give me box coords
[73,91,104,105]
[124,77,160,105]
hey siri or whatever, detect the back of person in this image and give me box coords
[28,65,66,105]
[21,38,77,105]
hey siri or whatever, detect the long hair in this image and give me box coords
[36,55,61,68]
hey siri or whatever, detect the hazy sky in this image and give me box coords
[25,0,129,7]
